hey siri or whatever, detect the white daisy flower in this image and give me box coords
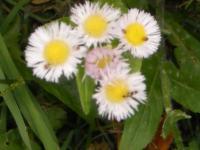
[115,8,161,58]
[93,66,146,121]
[71,1,121,47]
[85,47,128,81]
[25,21,86,82]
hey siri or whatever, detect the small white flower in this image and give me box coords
[115,8,161,58]
[25,21,86,82]
[71,1,120,47]
[93,67,146,121]
[85,47,128,81]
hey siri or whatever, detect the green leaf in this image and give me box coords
[123,52,143,72]
[165,15,200,59]
[59,17,76,27]
[36,77,96,125]
[0,34,59,150]
[186,138,200,150]
[119,53,163,150]
[98,0,128,12]
[76,65,95,115]
[165,15,200,112]
[45,106,67,130]
[0,129,25,150]
[122,0,148,10]
[37,79,84,118]
[162,109,191,138]
[0,129,41,150]
[161,63,187,150]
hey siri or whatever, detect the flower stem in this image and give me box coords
[160,69,172,112]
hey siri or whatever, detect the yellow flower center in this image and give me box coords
[96,56,112,69]
[44,40,70,65]
[83,14,107,38]
[124,23,147,46]
[105,79,129,103]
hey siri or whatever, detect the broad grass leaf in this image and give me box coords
[119,53,163,150]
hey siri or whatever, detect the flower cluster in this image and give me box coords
[25,1,161,121]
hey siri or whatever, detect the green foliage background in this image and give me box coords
[0,0,200,149]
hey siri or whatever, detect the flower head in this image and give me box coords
[71,1,120,47]
[25,21,86,82]
[85,48,128,81]
[115,8,161,58]
[93,67,146,121]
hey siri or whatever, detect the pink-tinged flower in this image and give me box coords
[85,48,128,81]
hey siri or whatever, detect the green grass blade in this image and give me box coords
[4,0,52,23]
[0,0,29,33]
[0,68,32,150]
[0,103,7,132]
[13,87,59,150]
[61,130,74,150]
[0,34,59,150]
